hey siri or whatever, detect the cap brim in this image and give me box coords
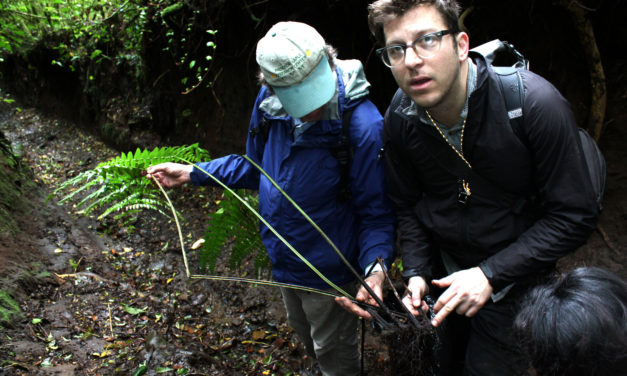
[272,55,335,119]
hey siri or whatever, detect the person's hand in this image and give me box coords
[430,267,492,327]
[145,163,193,189]
[335,271,385,320]
[402,276,430,316]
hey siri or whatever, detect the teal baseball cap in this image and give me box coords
[256,22,336,119]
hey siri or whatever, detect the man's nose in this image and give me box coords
[403,46,424,67]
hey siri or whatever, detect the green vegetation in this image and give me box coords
[0,290,21,323]
[202,189,267,275]
[0,132,30,235]
[0,0,145,64]
[0,0,217,93]
[52,144,210,222]
[51,145,270,276]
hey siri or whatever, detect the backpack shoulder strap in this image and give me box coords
[493,66,524,131]
[332,107,354,202]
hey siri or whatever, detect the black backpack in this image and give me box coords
[474,40,606,212]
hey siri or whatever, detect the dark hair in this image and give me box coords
[514,267,627,376]
[367,0,462,45]
[257,44,338,88]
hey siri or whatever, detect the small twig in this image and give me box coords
[597,225,622,256]
[55,272,112,283]
[563,0,598,12]
[210,67,225,116]
[190,274,344,298]
[107,303,114,339]
[243,0,270,9]
[377,258,422,330]
[458,5,474,32]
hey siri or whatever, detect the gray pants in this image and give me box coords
[281,284,360,376]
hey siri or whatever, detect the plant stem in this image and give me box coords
[242,155,391,312]
[151,176,191,278]
[178,158,352,298]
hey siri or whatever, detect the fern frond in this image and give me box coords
[53,144,209,227]
[76,184,108,208]
[54,168,101,195]
[98,144,210,170]
[56,173,105,204]
[79,185,130,214]
[199,189,267,274]
[96,191,177,221]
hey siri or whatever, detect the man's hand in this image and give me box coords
[145,163,193,189]
[402,276,430,316]
[430,267,493,327]
[335,271,385,320]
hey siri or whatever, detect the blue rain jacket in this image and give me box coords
[190,60,396,289]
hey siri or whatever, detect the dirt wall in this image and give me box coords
[0,0,625,157]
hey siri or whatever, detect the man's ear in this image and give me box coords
[456,32,469,61]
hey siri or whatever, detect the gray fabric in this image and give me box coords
[281,284,360,376]
[337,59,371,102]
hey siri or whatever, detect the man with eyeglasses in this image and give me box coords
[338,0,599,374]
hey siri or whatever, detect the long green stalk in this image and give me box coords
[151,176,190,277]
[241,155,391,312]
[177,157,352,299]
[189,274,345,298]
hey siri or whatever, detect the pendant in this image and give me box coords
[457,179,471,207]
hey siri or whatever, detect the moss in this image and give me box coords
[0,290,21,324]
[0,136,31,235]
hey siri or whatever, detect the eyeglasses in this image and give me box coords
[376,30,454,67]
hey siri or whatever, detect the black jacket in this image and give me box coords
[383,55,599,291]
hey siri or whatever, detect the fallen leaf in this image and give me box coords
[252,330,265,341]
[190,238,205,250]
[91,350,112,358]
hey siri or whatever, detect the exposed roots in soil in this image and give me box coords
[370,294,442,376]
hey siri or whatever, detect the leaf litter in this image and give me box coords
[0,104,394,375]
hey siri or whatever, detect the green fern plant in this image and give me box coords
[53,145,356,298]
[200,189,268,275]
[52,144,210,221]
[52,144,270,275]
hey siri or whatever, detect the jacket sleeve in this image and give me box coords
[382,104,435,282]
[347,100,397,273]
[189,89,268,189]
[479,71,600,290]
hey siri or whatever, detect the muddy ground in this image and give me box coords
[0,104,394,376]
[0,60,625,376]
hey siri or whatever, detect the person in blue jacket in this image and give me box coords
[146,21,396,376]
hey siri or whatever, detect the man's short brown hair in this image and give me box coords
[368,0,462,45]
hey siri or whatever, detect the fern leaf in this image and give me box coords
[57,175,105,204]
[81,185,130,214]
[76,184,107,209]
[199,190,268,274]
[97,191,143,220]
[53,144,209,228]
